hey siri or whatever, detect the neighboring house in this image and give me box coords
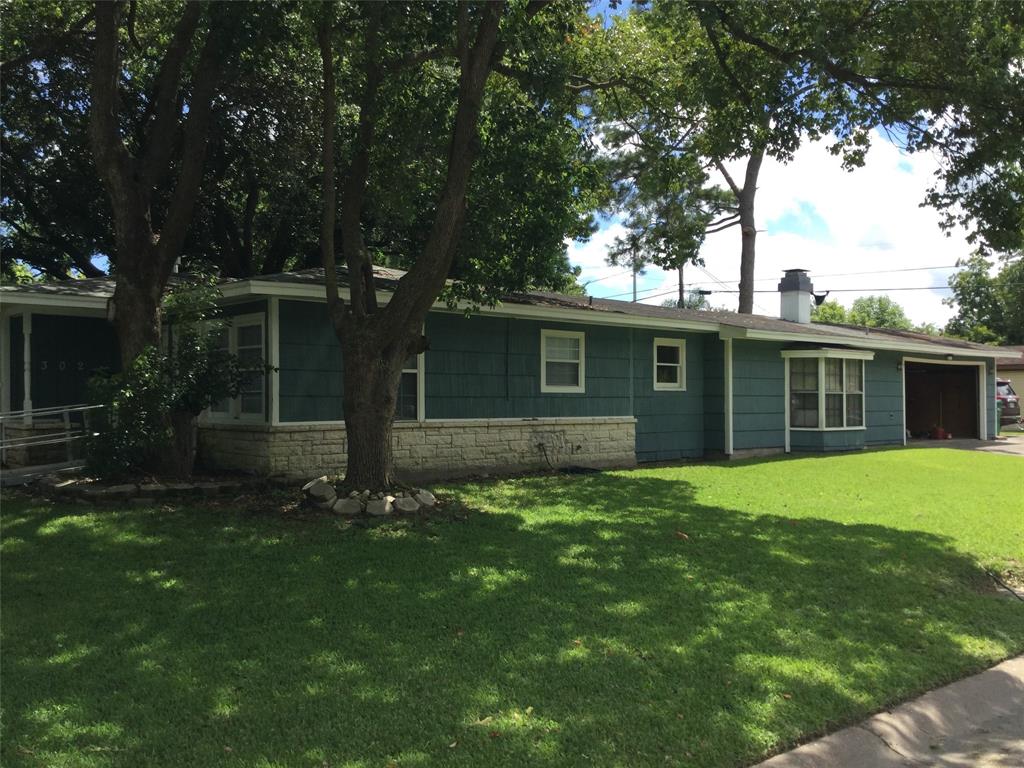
[1,268,1017,478]
[996,345,1024,393]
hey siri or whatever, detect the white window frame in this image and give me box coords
[653,337,686,391]
[540,329,585,393]
[395,352,425,422]
[207,312,266,423]
[782,349,873,434]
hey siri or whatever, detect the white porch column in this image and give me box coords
[0,308,9,414]
[22,311,32,425]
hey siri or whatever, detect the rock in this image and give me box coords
[394,496,420,513]
[305,479,336,504]
[333,497,363,517]
[302,476,329,493]
[83,483,137,500]
[195,482,222,496]
[165,482,198,496]
[414,490,437,507]
[366,498,393,516]
[348,490,359,499]
[139,483,166,495]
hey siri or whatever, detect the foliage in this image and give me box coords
[945,252,1024,344]
[4,450,1023,767]
[847,296,913,330]
[85,281,244,478]
[812,295,940,333]
[809,299,846,325]
[661,288,713,310]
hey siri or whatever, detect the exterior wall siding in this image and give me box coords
[864,351,904,445]
[732,340,786,450]
[790,429,866,452]
[199,417,637,480]
[631,330,704,461]
[702,338,725,454]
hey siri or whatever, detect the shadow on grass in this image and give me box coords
[2,474,1022,768]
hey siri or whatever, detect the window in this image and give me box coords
[790,358,819,428]
[541,329,585,393]
[207,314,265,421]
[653,338,686,390]
[785,352,868,430]
[395,355,420,421]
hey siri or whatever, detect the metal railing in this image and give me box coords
[0,404,105,467]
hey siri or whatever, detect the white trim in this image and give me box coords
[268,297,281,426]
[0,307,9,414]
[416,348,426,423]
[206,312,267,424]
[783,356,790,453]
[780,348,875,360]
[652,337,686,391]
[901,356,987,440]
[22,311,32,424]
[901,359,907,445]
[724,337,734,455]
[0,293,110,311]
[540,328,585,393]
[742,327,998,359]
[225,281,722,334]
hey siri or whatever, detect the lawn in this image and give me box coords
[2,448,1023,768]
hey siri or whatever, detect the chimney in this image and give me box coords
[778,269,813,323]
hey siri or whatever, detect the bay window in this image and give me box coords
[784,350,871,430]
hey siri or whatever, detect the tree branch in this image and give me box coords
[139,2,203,190]
[714,159,742,197]
[0,8,95,72]
[317,8,344,333]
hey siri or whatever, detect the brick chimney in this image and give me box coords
[778,269,813,323]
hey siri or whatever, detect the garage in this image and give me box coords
[904,360,983,439]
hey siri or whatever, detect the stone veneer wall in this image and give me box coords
[198,417,637,479]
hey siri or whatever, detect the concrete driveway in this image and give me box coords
[909,435,1024,457]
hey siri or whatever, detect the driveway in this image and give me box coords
[909,435,1024,457]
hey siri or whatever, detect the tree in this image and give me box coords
[811,299,848,325]
[847,296,912,330]
[694,0,1024,255]
[945,253,1024,344]
[316,1,595,489]
[87,1,262,365]
[587,3,875,313]
[813,295,913,330]
[662,289,712,310]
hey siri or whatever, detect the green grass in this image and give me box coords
[3,448,1023,768]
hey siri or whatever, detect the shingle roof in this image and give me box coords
[995,346,1024,367]
[2,266,1011,357]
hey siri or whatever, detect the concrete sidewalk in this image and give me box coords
[753,655,1024,767]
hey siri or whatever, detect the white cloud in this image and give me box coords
[571,131,973,325]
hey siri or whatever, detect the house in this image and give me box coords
[1,268,1016,478]
[996,345,1024,393]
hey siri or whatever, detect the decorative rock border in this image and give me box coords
[301,476,438,517]
[34,474,247,504]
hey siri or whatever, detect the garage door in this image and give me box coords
[905,362,980,439]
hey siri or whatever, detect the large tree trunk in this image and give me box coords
[339,330,407,489]
[736,147,764,315]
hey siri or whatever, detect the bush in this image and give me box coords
[86,280,248,479]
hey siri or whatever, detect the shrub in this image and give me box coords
[86,279,248,478]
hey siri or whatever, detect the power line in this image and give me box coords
[582,268,633,287]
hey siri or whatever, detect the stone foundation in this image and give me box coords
[198,417,638,480]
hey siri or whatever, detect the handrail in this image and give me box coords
[0,403,106,469]
[0,403,104,422]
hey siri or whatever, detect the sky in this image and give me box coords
[568,131,973,326]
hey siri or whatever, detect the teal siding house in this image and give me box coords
[1,268,1013,478]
